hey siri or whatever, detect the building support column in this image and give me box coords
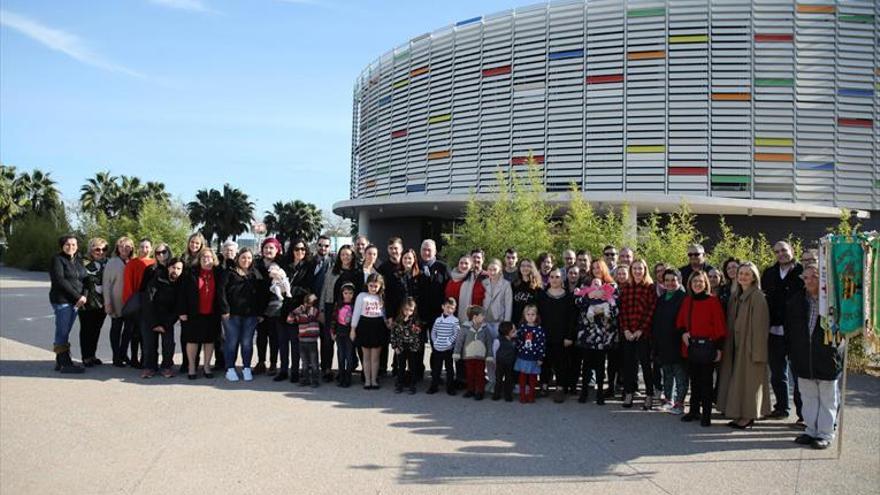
[357,209,370,238]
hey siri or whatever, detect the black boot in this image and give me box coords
[54,345,84,374]
[700,406,712,427]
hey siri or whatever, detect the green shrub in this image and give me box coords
[638,202,703,268]
[79,199,192,256]
[559,184,628,258]
[4,212,70,271]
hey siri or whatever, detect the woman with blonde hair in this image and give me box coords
[717,261,771,428]
[103,236,134,367]
[183,232,206,268]
[618,258,657,409]
[79,237,109,366]
[178,247,223,379]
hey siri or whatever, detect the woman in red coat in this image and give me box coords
[676,270,727,426]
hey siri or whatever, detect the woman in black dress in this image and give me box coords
[178,247,223,379]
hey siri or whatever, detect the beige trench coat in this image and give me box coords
[717,284,772,420]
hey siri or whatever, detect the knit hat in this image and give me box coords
[261,237,283,256]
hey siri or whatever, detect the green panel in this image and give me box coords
[755,78,794,87]
[374,165,390,175]
[628,7,665,17]
[711,175,751,184]
[392,78,409,89]
[669,35,708,44]
[428,113,451,124]
[839,14,873,23]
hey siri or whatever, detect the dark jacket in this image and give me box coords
[177,266,224,317]
[417,259,450,326]
[535,290,576,345]
[785,290,843,380]
[381,263,421,320]
[143,264,181,332]
[652,288,686,365]
[81,258,106,312]
[761,262,804,329]
[679,262,715,291]
[312,254,333,296]
[49,252,86,305]
[219,268,268,317]
[495,337,517,366]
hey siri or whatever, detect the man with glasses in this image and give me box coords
[761,241,804,422]
[561,249,577,280]
[679,244,714,289]
[602,245,618,271]
[785,265,842,449]
[313,235,335,381]
[502,248,518,282]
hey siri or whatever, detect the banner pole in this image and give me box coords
[836,338,849,460]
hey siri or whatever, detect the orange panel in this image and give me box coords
[627,50,666,60]
[712,93,751,101]
[796,4,834,13]
[754,153,793,162]
[428,150,451,160]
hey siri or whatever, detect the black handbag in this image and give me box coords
[686,298,716,365]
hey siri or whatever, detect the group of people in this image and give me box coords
[48,231,843,450]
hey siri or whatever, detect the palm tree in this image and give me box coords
[144,181,171,205]
[187,188,221,247]
[0,165,24,237]
[16,169,61,216]
[80,171,119,218]
[213,184,254,248]
[114,175,145,219]
[263,200,322,247]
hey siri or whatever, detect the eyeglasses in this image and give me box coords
[94,247,108,252]
[318,244,330,248]
[604,252,616,257]
[687,253,702,257]
[155,250,168,255]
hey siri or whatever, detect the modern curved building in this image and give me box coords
[334,0,879,244]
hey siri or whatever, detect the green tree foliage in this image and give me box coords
[186,184,254,249]
[559,184,628,257]
[4,211,71,271]
[638,202,703,268]
[707,216,756,268]
[263,200,323,247]
[1,166,63,238]
[444,162,555,263]
[79,172,170,220]
[81,199,191,256]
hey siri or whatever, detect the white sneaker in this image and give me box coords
[242,368,253,381]
[225,368,239,382]
[669,405,684,415]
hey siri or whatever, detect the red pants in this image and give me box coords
[465,359,486,394]
[519,373,537,403]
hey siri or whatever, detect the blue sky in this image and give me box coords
[0,0,519,219]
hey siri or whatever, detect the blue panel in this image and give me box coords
[378,95,392,106]
[548,49,585,60]
[837,88,874,98]
[406,183,426,193]
[456,16,482,27]
[796,162,834,171]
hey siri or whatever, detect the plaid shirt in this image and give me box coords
[618,282,658,336]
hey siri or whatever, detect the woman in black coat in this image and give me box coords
[49,234,87,373]
[78,237,109,367]
[275,238,315,382]
[177,248,224,379]
[219,248,268,382]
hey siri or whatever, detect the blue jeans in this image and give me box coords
[52,303,78,348]
[224,315,257,369]
[661,362,688,405]
[336,334,353,376]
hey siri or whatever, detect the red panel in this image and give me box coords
[669,167,708,176]
[838,118,872,128]
[754,34,793,42]
[482,65,512,77]
[586,74,624,84]
[391,129,407,138]
[511,155,544,165]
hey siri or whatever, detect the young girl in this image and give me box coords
[515,304,546,403]
[350,273,387,389]
[389,297,421,394]
[290,293,321,387]
[454,305,494,400]
[332,283,356,387]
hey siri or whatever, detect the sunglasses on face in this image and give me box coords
[318,244,330,248]
[604,252,616,257]
[687,253,702,257]
[94,247,108,252]
[155,250,168,255]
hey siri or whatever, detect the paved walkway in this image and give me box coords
[1,266,878,494]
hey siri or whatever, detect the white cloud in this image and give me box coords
[0,9,144,78]
[147,0,216,14]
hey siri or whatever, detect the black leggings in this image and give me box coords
[78,310,105,360]
[688,360,715,416]
[255,316,279,368]
[581,348,608,392]
[622,338,654,396]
